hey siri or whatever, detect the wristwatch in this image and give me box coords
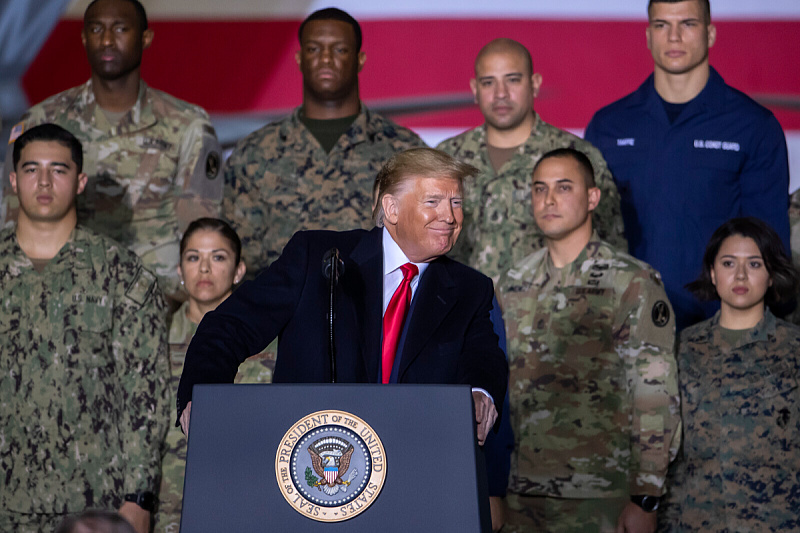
[630,495,660,512]
[124,491,157,512]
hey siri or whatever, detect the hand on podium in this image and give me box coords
[180,401,193,435]
[472,391,498,445]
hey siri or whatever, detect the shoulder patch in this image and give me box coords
[652,300,670,327]
[8,122,25,144]
[206,150,220,179]
[126,266,156,306]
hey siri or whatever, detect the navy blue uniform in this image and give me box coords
[585,67,790,329]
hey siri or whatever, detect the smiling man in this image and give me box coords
[223,8,425,277]
[178,148,507,449]
[0,124,169,533]
[437,38,626,284]
[496,148,681,533]
[3,0,223,307]
[585,0,790,330]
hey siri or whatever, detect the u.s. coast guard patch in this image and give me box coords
[275,410,386,522]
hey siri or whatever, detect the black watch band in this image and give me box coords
[124,491,157,512]
[630,495,660,512]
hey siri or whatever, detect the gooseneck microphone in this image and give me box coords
[322,248,344,382]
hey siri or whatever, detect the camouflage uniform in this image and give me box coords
[787,189,800,325]
[659,310,800,532]
[497,236,681,532]
[2,80,223,299]
[155,302,277,533]
[0,226,169,530]
[223,105,425,275]
[437,115,627,282]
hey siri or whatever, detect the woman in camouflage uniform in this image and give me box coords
[660,217,800,532]
[155,218,276,532]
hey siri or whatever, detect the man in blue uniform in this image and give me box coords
[585,0,790,330]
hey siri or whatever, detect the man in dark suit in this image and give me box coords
[177,148,507,445]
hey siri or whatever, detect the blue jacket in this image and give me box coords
[585,67,790,329]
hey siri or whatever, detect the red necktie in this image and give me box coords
[382,262,418,384]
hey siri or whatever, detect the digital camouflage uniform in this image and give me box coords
[223,105,425,275]
[436,115,627,282]
[497,236,681,533]
[2,80,223,299]
[787,189,800,325]
[155,301,277,533]
[0,226,169,531]
[658,310,800,533]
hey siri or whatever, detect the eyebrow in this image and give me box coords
[183,248,231,254]
[21,161,71,169]
[718,254,763,259]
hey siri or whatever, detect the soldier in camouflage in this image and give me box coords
[0,124,169,533]
[497,148,680,533]
[2,0,223,304]
[658,217,800,532]
[155,218,276,533]
[223,8,424,276]
[437,38,626,283]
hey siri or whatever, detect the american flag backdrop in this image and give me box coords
[25,0,800,187]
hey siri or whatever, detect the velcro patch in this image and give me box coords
[126,266,156,306]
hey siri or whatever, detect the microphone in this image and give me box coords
[322,248,345,280]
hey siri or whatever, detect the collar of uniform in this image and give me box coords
[637,66,724,121]
[704,306,776,351]
[57,226,95,270]
[78,79,156,135]
[537,231,604,288]
[288,103,372,152]
[169,300,197,345]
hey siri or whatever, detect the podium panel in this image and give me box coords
[181,384,490,532]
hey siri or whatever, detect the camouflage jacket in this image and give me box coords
[787,189,800,325]
[437,115,627,282]
[497,236,680,499]
[660,310,800,532]
[156,301,276,532]
[2,80,223,299]
[222,105,425,275]
[0,226,169,514]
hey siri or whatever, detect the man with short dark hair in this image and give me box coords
[497,148,681,533]
[3,0,223,306]
[585,0,790,330]
[0,124,169,533]
[223,7,425,276]
[437,38,627,283]
[179,148,507,448]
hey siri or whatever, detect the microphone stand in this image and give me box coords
[324,249,343,383]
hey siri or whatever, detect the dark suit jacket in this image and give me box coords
[177,227,507,418]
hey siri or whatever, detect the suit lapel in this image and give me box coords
[350,227,383,382]
[396,258,457,380]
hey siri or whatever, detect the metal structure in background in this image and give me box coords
[0,0,72,154]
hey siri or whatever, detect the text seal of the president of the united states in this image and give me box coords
[275,410,386,522]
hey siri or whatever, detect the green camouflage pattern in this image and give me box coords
[658,310,800,532]
[2,80,223,300]
[154,302,277,533]
[222,105,425,275]
[497,237,680,501]
[504,492,628,533]
[786,189,800,325]
[437,115,627,282]
[0,225,169,518]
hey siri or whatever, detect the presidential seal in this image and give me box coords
[275,410,386,522]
